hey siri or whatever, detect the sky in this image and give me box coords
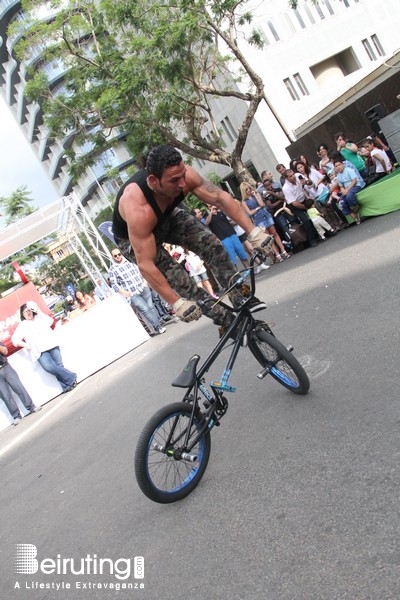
[0,96,58,228]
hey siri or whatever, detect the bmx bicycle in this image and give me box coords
[135,252,310,503]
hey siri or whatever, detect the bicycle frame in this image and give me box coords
[167,254,268,457]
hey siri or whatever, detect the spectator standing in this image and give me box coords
[317,144,334,174]
[12,302,77,394]
[240,183,290,261]
[276,164,288,188]
[361,138,392,179]
[94,277,112,301]
[108,248,166,335]
[334,132,368,179]
[183,250,216,297]
[304,200,336,241]
[0,343,42,425]
[204,205,250,269]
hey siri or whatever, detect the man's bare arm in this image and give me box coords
[120,186,181,305]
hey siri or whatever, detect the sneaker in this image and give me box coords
[30,406,42,413]
[254,265,261,275]
[157,326,167,334]
[260,263,270,270]
[13,417,22,426]
[355,213,361,225]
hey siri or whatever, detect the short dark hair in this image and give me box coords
[334,131,345,142]
[146,145,183,178]
[284,169,294,179]
[331,152,344,163]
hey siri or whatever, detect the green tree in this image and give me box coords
[0,186,49,283]
[36,254,85,295]
[0,186,35,225]
[12,0,298,186]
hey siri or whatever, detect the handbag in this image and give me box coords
[316,188,330,205]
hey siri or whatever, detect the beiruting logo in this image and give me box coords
[14,545,144,581]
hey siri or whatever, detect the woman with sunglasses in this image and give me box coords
[12,302,77,394]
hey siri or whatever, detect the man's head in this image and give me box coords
[66,295,74,304]
[261,170,273,184]
[111,248,124,263]
[192,208,203,220]
[284,169,296,184]
[146,145,186,197]
[276,164,286,176]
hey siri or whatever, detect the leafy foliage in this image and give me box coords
[13,0,272,183]
[0,186,49,282]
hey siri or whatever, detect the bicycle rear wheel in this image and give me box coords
[135,402,211,503]
[249,328,310,395]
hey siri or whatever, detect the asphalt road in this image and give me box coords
[1,211,399,600]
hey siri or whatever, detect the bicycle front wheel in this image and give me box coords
[135,402,211,503]
[249,328,310,395]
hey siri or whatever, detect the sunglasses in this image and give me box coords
[112,253,121,258]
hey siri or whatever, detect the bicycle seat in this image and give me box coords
[171,354,201,388]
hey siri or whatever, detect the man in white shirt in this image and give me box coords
[282,170,319,247]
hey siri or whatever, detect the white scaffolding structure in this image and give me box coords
[0,193,112,286]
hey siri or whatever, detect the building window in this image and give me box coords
[293,73,309,96]
[324,1,334,16]
[267,20,280,42]
[283,78,300,101]
[283,13,297,34]
[258,27,270,47]
[221,117,237,142]
[303,5,316,25]
[371,34,385,57]
[362,39,376,61]
[221,118,234,143]
[315,4,325,20]
[293,9,306,29]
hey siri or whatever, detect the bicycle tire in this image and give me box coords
[249,328,310,395]
[135,402,211,503]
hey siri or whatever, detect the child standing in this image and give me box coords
[304,199,336,241]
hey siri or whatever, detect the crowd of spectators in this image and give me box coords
[187,133,396,267]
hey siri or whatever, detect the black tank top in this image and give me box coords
[112,170,185,240]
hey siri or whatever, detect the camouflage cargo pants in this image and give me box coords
[114,208,238,327]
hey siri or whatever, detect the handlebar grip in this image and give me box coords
[183,305,197,317]
[261,235,273,248]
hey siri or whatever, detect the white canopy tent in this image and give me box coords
[0,193,112,285]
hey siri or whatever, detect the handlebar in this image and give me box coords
[198,250,265,312]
